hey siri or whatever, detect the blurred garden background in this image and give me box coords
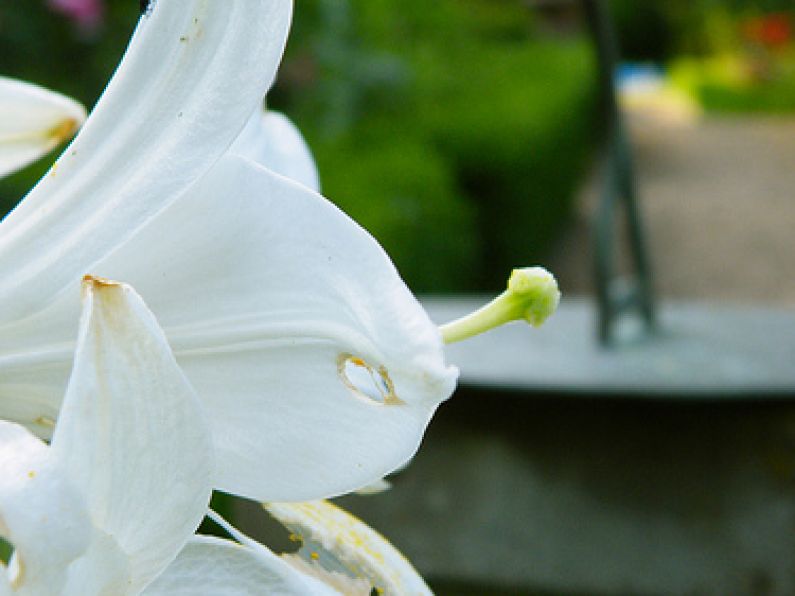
[4,1,795,594]
[2,1,795,295]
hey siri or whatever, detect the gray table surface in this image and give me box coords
[421,296,795,397]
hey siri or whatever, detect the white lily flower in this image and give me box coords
[0,0,457,502]
[0,276,371,595]
[0,76,85,179]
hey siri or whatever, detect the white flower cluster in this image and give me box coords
[0,1,459,593]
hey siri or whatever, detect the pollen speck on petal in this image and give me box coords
[47,118,80,145]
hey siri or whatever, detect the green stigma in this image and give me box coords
[438,267,560,344]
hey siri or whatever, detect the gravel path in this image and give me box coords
[547,116,795,307]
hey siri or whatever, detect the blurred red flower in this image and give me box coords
[742,13,792,49]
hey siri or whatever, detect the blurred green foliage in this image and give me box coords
[671,50,795,113]
[0,1,140,205]
[275,0,596,291]
[0,0,597,292]
[612,1,795,113]
[611,0,794,58]
[696,75,795,112]
[0,2,137,104]
[611,0,674,61]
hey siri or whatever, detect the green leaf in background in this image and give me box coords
[2,0,598,292]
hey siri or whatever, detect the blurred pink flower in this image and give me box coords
[47,0,105,33]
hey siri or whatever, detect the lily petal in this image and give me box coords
[0,0,292,322]
[96,154,458,500]
[0,76,85,179]
[0,420,91,592]
[0,278,215,594]
[53,278,214,593]
[143,534,342,596]
[230,107,321,191]
[265,499,433,595]
[0,154,457,501]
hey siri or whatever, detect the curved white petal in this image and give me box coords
[143,534,342,596]
[97,154,457,500]
[0,154,456,501]
[0,76,85,179]
[52,278,213,593]
[353,477,392,496]
[0,421,91,592]
[62,530,131,596]
[0,0,455,503]
[0,0,292,323]
[265,500,432,595]
[230,107,320,191]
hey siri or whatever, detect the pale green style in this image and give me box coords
[440,267,561,344]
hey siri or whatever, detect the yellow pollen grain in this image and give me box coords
[48,118,79,144]
[34,416,55,428]
[27,471,35,479]
[310,551,320,560]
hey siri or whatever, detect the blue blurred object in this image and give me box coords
[615,61,665,88]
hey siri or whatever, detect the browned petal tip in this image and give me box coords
[82,274,122,289]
